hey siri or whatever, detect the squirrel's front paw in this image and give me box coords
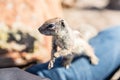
[62,61,71,69]
[48,57,56,69]
[48,60,54,69]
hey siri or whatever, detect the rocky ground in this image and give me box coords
[63,0,120,31]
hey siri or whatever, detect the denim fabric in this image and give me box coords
[26,26,120,80]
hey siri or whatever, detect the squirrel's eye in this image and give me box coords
[47,24,55,29]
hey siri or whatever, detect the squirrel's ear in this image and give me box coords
[60,20,65,27]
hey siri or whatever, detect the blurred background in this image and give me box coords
[0,0,120,72]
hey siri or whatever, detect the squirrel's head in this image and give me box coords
[38,17,67,36]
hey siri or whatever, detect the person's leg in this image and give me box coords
[89,26,120,80]
[26,26,120,80]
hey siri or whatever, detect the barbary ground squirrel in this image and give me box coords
[38,17,99,69]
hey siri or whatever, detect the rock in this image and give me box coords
[106,0,120,10]
[0,0,63,68]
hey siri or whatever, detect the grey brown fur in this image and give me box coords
[38,18,99,69]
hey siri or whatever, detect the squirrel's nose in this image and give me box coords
[38,27,42,33]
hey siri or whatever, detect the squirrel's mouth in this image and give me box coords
[38,27,45,34]
[38,30,52,36]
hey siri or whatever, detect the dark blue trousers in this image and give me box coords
[26,26,120,80]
